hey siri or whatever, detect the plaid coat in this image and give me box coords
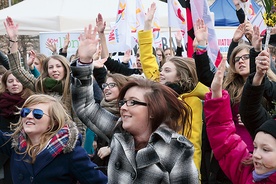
[71,63,199,184]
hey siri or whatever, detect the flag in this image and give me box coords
[135,0,162,48]
[168,0,187,30]
[107,0,133,52]
[167,0,194,57]
[153,6,162,48]
[190,0,222,67]
[136,0,145,32]
[251,6,266,35]
[240,0,256,22]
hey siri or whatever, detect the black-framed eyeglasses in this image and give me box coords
[102,83,117,89]
[118,99,147,108]
[20,108,50,119]
[233,54,249,64]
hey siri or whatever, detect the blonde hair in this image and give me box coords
[11,94,72,163]
[167,56,198,93]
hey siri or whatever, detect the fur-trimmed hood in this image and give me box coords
[11,120,79,155]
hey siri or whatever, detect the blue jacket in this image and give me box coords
[0,121,107,184]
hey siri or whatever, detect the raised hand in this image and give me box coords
[63,33,70,50]
[122,49,131,64]
[211,58,226,99]
[194,19,208,46]
[244,21,253,42]
[144,2,156,30]
[93,44,102,61]
[27,50,36,70]
[46,41,57,54]
[78,24,99,63]
[175,30,183,47]
[252,25,262,52]
[96,13,106,34]
[3,16,18,41]
[253,50,270,85]
[233,23,245,42]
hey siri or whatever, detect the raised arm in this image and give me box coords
[193,18,214,87]
[71,23,118,139]
[240,50,273,137]
[96,13,109,59]
[204,59,251,183]
[4,16,36,91]
[138,2,160,82]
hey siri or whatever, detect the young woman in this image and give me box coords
[87,73,129,174]
[4,17,86,139]
[0,70,33,184]
[0,94,107,184]
[70,22,198,183]
[137,4,209,180]
[204,59,276,183]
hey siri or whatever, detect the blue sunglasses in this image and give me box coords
[20,108,49,119]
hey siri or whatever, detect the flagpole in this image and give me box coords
[169,27,173,55]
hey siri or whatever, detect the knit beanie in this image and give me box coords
[255,119,276,139]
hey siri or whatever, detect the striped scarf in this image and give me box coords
[18,124,69,157]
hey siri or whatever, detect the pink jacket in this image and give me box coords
[204,90,276,184]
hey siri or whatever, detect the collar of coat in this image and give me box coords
[12,121,79,157]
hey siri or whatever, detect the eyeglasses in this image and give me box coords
[102,83,117,89]
[233,54,249,64]
[20,108,50,119]
[118,99,147,108]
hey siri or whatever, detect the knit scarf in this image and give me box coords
[0,92,25,118]
[17,124,70,158]
[252,169,276,182]
[100,99,120,116]
[43,77,63,95]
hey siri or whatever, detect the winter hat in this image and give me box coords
[255,119,276,139]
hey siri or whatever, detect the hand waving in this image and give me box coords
[211,58,226,99]
[78,24,100,63]
[96,13,106,34]
[4,16,18,41]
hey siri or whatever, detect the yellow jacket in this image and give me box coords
[138,30,160,82]
[179,82,209,182]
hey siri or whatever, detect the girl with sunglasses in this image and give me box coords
[0,70,33,184]
[70,21,198,183]
[4,17,87,141]
[0,94,107,184]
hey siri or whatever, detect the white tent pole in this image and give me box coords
[9,0,12,7]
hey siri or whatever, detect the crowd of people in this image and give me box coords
[0,1,276,184]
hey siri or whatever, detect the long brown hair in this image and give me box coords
[223,44,251,105]
[35,55,71,110]
[0,70,33,99]
[118,78,192,135]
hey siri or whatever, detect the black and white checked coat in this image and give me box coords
[71,63,199,184]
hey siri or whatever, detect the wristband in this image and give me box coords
[9,39,18,43]
[78,58,93,65]
[197,45,207,50]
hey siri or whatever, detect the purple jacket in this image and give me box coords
[204,90,276,184]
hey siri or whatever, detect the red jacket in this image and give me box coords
[204,90,276,184]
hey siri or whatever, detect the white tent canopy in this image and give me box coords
[0,0,169,35]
